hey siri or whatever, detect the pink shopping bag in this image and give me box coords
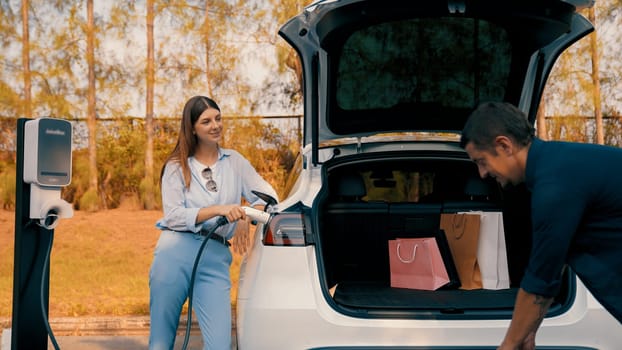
[389,237,451,290]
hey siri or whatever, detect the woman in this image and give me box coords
[149,95,278,350]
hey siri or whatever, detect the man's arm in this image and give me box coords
[498,288,554,350]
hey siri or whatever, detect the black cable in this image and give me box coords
[41,230,61,350]
[18,220,41,298]
[181,216,228,350]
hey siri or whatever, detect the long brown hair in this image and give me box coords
[160,96,221,189]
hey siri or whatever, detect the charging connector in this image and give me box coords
[242,206,270,225]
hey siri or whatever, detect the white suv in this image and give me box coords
[236,0,622,348]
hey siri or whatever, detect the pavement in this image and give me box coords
[1,316,237,349]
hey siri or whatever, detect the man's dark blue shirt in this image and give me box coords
[523,138,622,323]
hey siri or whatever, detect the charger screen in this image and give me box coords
[37,119,72,186]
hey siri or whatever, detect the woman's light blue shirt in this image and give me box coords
[156,147,278,239]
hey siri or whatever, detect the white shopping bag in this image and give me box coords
[460,211,510,290]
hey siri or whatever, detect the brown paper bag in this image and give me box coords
[440,213,482,290]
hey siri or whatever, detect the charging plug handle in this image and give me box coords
[242,206,270,225]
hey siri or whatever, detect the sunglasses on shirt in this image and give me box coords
[201,167,218,192]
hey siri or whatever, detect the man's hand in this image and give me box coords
[498,330,535,350]
[498,289,553,350]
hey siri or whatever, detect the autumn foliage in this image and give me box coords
[0,116,300,211]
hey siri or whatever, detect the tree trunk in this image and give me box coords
[21,0,31,119]
[86,0,100,208]
[144,0,156,210]
[536,97,548,140]
[204,1,213,96]
[588,7,603,145]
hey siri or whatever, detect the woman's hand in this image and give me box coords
[221,205,246,224]
[195,204,247,225]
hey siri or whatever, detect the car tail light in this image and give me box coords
[262,212,307,246]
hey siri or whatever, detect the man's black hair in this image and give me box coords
[460,101,535,151]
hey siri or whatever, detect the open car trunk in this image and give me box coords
[315,149,574,319]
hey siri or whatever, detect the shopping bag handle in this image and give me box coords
[396,242,418,263]
[452,214,467,239]
[396,240,437,275]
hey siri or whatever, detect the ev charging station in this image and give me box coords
[11,117,73,349]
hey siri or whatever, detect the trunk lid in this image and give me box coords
[279,0,594,165]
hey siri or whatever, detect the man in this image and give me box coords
[460,101,622,349]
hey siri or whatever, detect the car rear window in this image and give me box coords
[332,17,512,133]
[327,17,516,135]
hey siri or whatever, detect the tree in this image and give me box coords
[248,0,307,113]
[202,1,213,96]
[0,2,24,118]
[84,0,100,210]
[542,9,594,142]
[588,7,604,145]
[270,0,305,89]
[21,0,31,119]
[536,96,548,140]
[143,0,156,210]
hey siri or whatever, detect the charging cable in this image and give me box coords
[40,226,61,350]
[181,216,229,350]
[180,204,272,350]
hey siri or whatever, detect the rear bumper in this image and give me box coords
[236,305,620,350]
[236,247,622,350]
[310,347,596,350]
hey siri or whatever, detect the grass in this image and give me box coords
[0,208,247,318]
